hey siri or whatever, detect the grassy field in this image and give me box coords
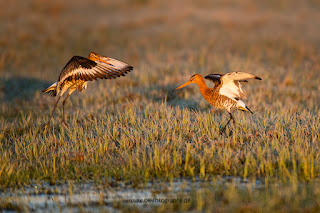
[1,0,320,211]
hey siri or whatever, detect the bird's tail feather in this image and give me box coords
[245,106,253,114]
[42,82,57,97]
[237,105,253,114]
[236,100,253,114]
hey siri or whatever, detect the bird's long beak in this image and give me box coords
[174,80,192,91]
[89,53,114,66]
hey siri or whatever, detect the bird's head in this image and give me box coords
[88,52,111,65]
[174,74,203,91]
[88,52,99,60]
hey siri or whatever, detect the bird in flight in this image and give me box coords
[173,72,261,133]
[42,52,133,127]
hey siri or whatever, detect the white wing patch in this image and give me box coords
[219,72,260,101]
[219,79,244,101]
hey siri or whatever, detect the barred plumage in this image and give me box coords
[42,52,133,127]
[174,72,261,133]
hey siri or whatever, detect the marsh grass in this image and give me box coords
[1,0,320,211]
[155,179,320,212]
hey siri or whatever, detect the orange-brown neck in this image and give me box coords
[194,76,210,98]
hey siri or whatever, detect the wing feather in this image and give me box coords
[221,72,261,81]
[57,55,133,85]
[219,72,261,101]
[204,74,224,87]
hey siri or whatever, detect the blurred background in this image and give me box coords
[1,0,319,120]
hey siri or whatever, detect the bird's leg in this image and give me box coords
[60,93,70,126]
[219,112,234,134]
[44,96,61,128]
[230,112,236,124]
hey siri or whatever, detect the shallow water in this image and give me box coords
[0,177,261,212]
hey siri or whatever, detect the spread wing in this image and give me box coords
[219,72,261,101]
[205,73,250,88]
[57,56,133,84]
[204,74,223,87]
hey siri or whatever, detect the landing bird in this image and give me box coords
[42,52,133,127]
[173,72,261,133]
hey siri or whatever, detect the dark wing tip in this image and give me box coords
[255,76,262,80]
[121,65,133,74]
[204,74,222,80]
[102,65,133,80]
[204,74,211,80]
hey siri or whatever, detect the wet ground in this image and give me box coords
[0,177,260,212]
